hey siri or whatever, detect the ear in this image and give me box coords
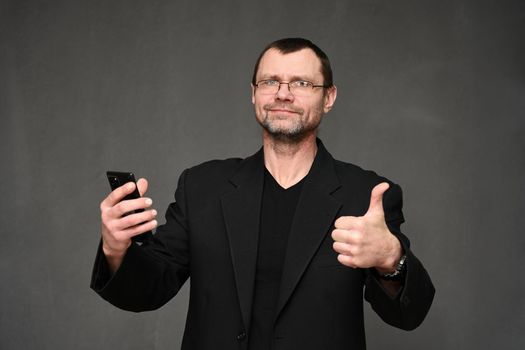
[323,85,337,113]
[251,83,256,104]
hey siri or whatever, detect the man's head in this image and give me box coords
[251,38,334,88]
[251,38,337,142]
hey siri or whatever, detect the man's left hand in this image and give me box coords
[331,182,402,273]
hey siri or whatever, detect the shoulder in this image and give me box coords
[187,157,244,177]
[180,157,243,188]
[332,158,392,187]
[169,158,244,206]
[330,157,403,215]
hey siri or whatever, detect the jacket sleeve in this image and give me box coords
[364,183,435,330]
[90,170,191,312]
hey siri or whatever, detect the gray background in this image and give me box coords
[1,0,524,349]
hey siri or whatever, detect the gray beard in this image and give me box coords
[259,112,320,143]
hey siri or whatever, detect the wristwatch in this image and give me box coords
[379,254,407,281]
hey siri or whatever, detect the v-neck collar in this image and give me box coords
[264,167,307,192]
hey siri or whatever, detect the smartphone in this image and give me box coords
[106,171,153,244]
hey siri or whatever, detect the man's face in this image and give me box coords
[251,48,337,141]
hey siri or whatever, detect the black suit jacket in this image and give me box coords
[91,139,434,350]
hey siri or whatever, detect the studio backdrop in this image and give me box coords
[1,0,524,349]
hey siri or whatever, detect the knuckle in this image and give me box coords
[100,206,112,219]
[105,220,118,233]
[112,231,126,242]
[114,202,127,216]
[351,230,362,242]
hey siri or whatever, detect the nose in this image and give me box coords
[275,82,294,101]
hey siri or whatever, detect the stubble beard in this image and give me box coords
[258,104,322,143]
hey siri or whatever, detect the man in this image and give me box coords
[92,38,435,349]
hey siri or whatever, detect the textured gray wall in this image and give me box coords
[1,0,524,349]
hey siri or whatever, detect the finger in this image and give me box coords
[337,254,357,268]
[101,182,136,209]
[332,229,361,245]
[112,197,153,218]
[366,182,390,215]
[331,228,352,243]
[137,178,149,197]
[120,219,158,239]
[334,216,361,230]
[331,228,346,242]
[114,209,157,231]
[332,241,354,256]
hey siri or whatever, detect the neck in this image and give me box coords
[262,132,318,189]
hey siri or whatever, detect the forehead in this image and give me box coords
[257,48,323,80]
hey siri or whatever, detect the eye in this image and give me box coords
[291,80,312,88]
[260,80,279,87]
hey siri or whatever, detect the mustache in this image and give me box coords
[263,103,303,114]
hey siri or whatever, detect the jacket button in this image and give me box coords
[236,332,246,341]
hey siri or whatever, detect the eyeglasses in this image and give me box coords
[255,79,329,97]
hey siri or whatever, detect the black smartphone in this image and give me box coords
[106,171,153,244]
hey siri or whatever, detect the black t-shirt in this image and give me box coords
[248,168,306,350]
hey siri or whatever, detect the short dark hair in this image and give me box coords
[251,38,334,87]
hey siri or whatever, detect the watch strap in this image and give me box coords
[378,254,407,281]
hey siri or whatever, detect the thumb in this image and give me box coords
[137,178,149,197]
[366,182,389,215]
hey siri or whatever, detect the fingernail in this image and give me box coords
[152,220,158,226]
[145,198,152,205]
[152,209,157,216]
[127,182,134,189]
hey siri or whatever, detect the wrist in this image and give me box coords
[102,242,130,274]
[102,240,130,259]
[376,234,402,274]
[378,254,407,281]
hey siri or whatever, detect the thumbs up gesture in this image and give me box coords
[331,182,402,273]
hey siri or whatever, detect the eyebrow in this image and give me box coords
[259,74,316,82]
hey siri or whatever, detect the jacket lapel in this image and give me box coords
[274,140,342,321]
[220,140,343,328]
[220,148,264,329]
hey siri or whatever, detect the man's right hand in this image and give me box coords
[100,178,158,273]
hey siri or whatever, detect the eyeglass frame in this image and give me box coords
[254,79,330,95]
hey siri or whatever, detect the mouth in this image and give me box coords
[269,108,298,114]
[264,104,302,115]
